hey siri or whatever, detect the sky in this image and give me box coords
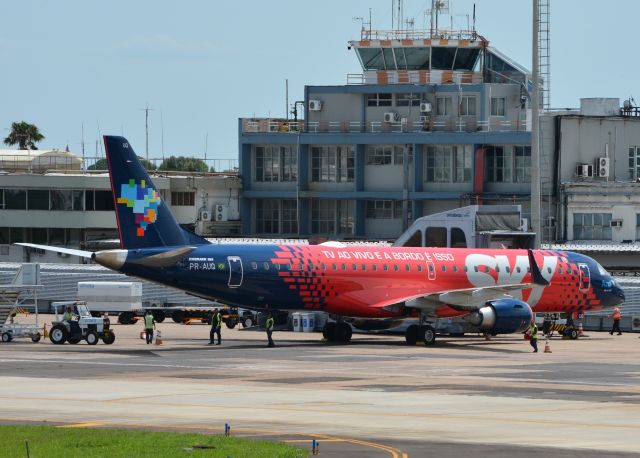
[2,0,640,163]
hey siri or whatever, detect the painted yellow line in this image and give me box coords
[284,439,345,443]
[59,422,104,428]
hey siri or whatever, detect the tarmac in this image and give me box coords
[0,314,639,457]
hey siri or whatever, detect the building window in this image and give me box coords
[366,200,401,219]
[396,93,421,107]
[459,96,476,116]
[485,146,512,182]
[86,190,115,211]
[436,96,452,116]
[514,146,531,182]
[425,145,471,183]
[256,199,297,234]
[628,146,640,180]
[3,189,26,210]
[637,214,640,240]
[27,190,49,210]
[255,146,297,182]
[367,93,392,107]
[311,199,354,235]
[170,191,195,206]
[311,146,354,182]
[366,145,410,166]
[490,97,506,116]
[573,213,612,240]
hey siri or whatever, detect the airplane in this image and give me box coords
[17,136,626,346]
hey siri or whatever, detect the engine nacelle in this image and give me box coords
[464,299,533,334]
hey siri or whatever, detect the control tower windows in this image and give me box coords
[459,96,476,116]
[436,97,452,116]
[367,93,392,107]
[490,97,506,117]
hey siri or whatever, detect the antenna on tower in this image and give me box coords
[141,103,155,161]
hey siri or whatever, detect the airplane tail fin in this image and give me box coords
[104,136,208,249]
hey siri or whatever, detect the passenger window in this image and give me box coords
[453,265,458,273]
[263,262,270,270]
[362,264,367,271]
[372,264,378,271]
[332,263,337,270]
[341,263,347,270]
[308,262,314,270]
[547,267,552,274]
[516,267,521,273]
[428,264,434,273]
[383,265,389,271]
[405,264,410,272]
[464,266,468,272]
[393,264,399,271]
[474,266,478,272]
[352,264,357,271]
[251,262,258,270]
[484,266,489,273]
[527,267,531,273]
[495,266,500,273]
[558,267,562,274]
[417,265,423,272]
[321,263,326,270]
[506,266,510,273]
[274,263,281,271]
[441,265,446,272]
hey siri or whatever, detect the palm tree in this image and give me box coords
[3,121,45,150]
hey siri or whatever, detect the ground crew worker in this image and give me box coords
[529,322,539,353]
[143,310,155,344]
[209,309,222,345]
[610,306,622,335]
[265,313,275,347]
[63,306,73,322]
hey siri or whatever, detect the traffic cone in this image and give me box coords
[578,322,584,337]
[155,330,163,345]
[544,337,552,353]
[43,324,48,338]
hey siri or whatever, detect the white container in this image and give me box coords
[77,281,143,312]
[302,313,315,333]
[292,313,302,332]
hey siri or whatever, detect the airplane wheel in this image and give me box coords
[405,324,420,345]
[422,325,436,346]
[322,322,337,341]
[335,323,352,343]
[172,310,185,323]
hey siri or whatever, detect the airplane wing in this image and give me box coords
[16,243,93,258]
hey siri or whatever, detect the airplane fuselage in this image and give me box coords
[118,244,624,319]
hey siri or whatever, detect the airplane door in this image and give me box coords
[426,260,436,281]
[578,263,590,292]
[227,256,243,288]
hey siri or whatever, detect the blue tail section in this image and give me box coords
[104,136,209,249]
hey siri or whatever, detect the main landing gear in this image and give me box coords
[322,321,353,343]
[405,323,437,346]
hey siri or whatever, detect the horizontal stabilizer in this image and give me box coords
[127,246,196,268]
[15,243,93,258]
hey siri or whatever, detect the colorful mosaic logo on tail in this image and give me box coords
[117,179,162,237]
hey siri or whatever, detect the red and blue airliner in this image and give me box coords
[19,136,625,345]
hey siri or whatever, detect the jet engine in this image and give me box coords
[463,299,533,334]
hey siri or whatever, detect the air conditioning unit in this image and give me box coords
[597,157,610,177]
[308,100,323,111]
[610,219,623,228]
[631,316,640,331]
[383,112,398,123]
[420,102,432,113]
[575,163,593,178]
[215,204,228,222]
[200,210,211,222]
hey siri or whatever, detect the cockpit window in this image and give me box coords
[596,262,609,276]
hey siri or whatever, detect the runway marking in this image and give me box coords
[59,422,104,428]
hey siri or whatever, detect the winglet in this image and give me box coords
[528,250,549,286]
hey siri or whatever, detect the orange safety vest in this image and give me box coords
[612,308,621,320]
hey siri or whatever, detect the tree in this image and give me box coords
[4,121,45,150]
[159,156,208,172]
